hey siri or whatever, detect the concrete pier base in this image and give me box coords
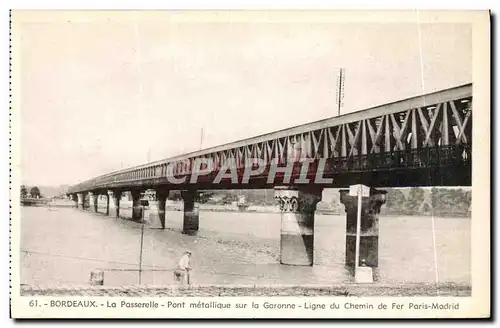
[147,190,168,229]
[77,193,84,209]
[108,190,121,218]
[131,190,143,221]
[339,187,387,268]
[274,187,322,266]
[71,194,78,208]
[89,192,98,213]
[104,194,110,215]
[182,190,200,235]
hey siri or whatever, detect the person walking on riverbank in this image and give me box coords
[174,250,192,285]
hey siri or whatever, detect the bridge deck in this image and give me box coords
[68,83,472,193]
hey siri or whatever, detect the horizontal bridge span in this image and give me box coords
[68,83,472,193]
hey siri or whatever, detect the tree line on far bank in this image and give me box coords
[165,187,471,218]
[20,185,43,199]
[382,188,471,217]
[322,187,471,218]
[24,185,470,218]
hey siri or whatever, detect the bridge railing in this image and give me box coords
[68,144,471,193]
[339,144,471,172]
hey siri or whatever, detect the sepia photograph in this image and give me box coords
[9,10,490,318]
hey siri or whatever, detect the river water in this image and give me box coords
[20,206,470,287]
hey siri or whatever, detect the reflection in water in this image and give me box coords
[20,207,470,286]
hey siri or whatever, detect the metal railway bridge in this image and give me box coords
[67,83,472,268]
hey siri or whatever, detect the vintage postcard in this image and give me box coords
[10,10,490,319]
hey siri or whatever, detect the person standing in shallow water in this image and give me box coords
[174,251,192,285]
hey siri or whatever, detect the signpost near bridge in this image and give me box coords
[349,184,373,284]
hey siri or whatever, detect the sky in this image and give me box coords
[16,11,472,186]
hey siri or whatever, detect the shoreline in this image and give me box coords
[25,203,471,218]
[20,282,471,297]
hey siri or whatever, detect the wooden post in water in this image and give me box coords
[138,200,148,285]
[138,220,145,285]
[89,270,104,285]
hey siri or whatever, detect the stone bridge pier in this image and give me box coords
[146,189,169,229]
[182,190,201,235]
[103,193,110,215]
[131,190,143,221]
[77,193,84,209]
[88,192,98,213]
[339,187,387,268]
[70,194,78,208]
[107,190,121,218]
[274,186,323,266]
